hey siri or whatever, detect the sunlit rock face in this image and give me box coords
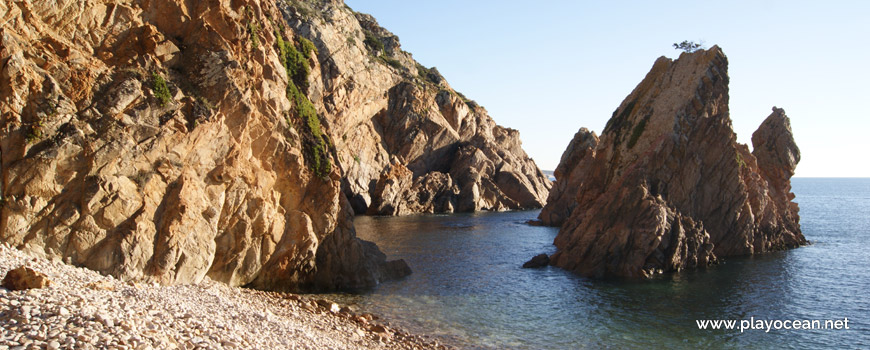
[0,0,551,291]
[0,0,409,292]
[541,46,805,278]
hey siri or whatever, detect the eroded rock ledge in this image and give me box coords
[540,46,806,278]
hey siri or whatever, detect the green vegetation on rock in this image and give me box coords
[381,56,402,69]
[362,29,404,70]
[25,120,43,144]
[416,63,441,85]
[249,21,260,49]
[363,29,384,53]
[286,0,315,19]
[246,6,260,49]
[151,72,171,107]
[736,151,747,169]
[673,40,703,53]
[276,30,331,179]
[298,37,317,60]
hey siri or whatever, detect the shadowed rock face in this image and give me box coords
[0,0,410,292]
[541,46,805,278]
[538,128,598,227]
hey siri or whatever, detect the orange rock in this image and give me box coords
[2,266,52,290]
[0,0,547,294]
[0,0,408,293]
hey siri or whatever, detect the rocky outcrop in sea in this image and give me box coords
[541,46,806,278]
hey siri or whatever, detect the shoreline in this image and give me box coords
[0,243,449,350]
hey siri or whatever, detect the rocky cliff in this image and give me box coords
[0,0,405,292]
[0,0,548,291]
[541,46,805,278]
[281,1,551,215]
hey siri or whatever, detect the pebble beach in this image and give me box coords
[0,243,447,350]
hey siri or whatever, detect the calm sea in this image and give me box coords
[329,178,870,349]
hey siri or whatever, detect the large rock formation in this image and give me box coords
[0,0,413,292]
[282,1,551,215]
[0,0,548,292]
[541,47,805,278]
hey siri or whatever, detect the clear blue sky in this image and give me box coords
[344,0,869,177]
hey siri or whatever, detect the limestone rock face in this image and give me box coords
[542,47,805,278]
[282,2,551,215]
[0,0,406,291]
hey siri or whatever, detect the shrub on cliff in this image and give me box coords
[246,6,260,49]
[276,30,331,179]
[298,37,317,60]
[151,72,171,107]
[381,55,402,69]
[673,40,703,53]
[277,32,311,91]
[363,29,384,54]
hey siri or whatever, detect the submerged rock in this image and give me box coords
[541,46,806,278]
[522,254,550,268]
[525,219,545,226]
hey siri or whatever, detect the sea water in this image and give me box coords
[332,178,869,349]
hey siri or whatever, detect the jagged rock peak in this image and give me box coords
[538,128,598,226]
[542,46,805,278]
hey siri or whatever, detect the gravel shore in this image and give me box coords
[0,243,447,350]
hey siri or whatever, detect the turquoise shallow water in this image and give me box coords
[330,178,869,349]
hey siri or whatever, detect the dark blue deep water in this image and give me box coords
[331,178,870,349]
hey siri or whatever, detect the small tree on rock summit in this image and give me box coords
[673,40,704,53]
